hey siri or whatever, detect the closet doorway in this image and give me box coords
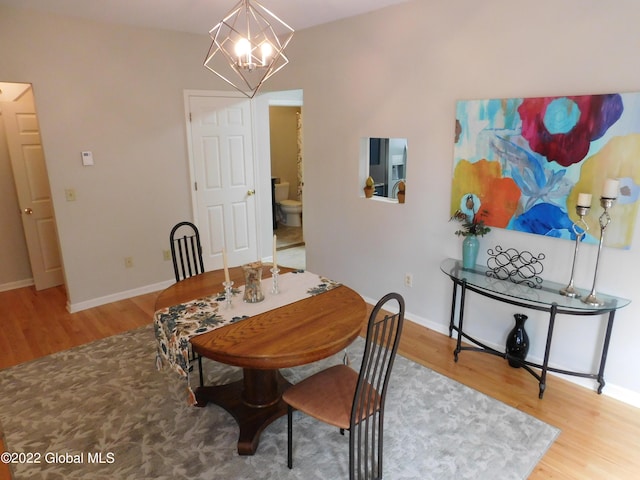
[0,82,64,290]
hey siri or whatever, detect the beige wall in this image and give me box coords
[264,0,640,404]
[0,6,231,305]
[1,0,640,404]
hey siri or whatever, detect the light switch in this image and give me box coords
[65,188,76,201]
[81,151,94,166]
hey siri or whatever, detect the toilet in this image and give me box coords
[274,181,302,227]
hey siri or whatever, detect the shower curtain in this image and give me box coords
[296,111,303,200]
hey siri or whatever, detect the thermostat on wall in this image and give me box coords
[81,151,94,166]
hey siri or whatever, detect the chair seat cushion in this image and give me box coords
[283,364,379,429]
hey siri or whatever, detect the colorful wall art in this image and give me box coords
[452,92,640,248]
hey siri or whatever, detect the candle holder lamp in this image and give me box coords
[560,205,590,298]
[582,197,615,306]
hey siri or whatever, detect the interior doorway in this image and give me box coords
[0,82,64,291]
[268,101,305,271]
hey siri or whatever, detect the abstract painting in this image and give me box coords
[451,92,640,248]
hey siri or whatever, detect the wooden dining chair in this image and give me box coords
[283,292,405,480]
[169,221,205,386]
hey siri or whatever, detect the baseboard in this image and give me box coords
[601,384,640,408]
[383,299,640,409]
[66,279,174,313]
[0,278,34,292]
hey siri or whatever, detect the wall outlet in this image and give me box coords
[124,256,134,268]
[65,188,76,201]
[404,273,413,287]
[163,250,171,261]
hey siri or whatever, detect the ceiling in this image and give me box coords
[0,0,411,34]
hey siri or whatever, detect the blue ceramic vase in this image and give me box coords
[462,235,479,269]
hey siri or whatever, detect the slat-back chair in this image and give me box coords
[283,292,405,479]
[170,221,205,282]
[169,221,205,386]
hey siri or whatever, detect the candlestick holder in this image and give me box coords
[560,205,590,298]
[583,197,615,306]
[270,267,280,294]
[222,280,234,309]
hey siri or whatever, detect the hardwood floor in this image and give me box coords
[1,285,639,479]
[399,321,640,479]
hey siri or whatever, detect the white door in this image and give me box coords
[2,86,64,290]
[186,93,258,270]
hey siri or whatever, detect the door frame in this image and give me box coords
[252,89,303,260]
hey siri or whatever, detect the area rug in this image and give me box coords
[0,326,559,480]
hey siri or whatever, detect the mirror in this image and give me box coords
[361,137,408,201]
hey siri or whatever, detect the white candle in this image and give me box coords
[222,248,230,283]
[577,193,592,207]
[602,178,619,198]
[273,234,277,270]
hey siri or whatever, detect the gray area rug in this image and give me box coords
[0,326,559,479]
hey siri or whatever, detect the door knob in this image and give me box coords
[247,189,256,196]
[24,207,33,215]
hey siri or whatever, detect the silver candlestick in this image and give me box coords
[583,197,615,306]
[270,267,280,294]
[560,205,590,298]
[223,280,234,309]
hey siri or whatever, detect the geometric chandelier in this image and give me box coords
[204,0,295,98]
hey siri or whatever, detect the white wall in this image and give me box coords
[1,0,639,406]
[264,0,640,406]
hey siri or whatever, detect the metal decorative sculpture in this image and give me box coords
[486,246,545,289]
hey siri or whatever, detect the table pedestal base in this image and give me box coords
[195,368,291,455]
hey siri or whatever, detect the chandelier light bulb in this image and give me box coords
[260,42,273,65]
[234,38,251,65]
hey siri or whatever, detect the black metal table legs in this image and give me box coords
[447,278,615,399]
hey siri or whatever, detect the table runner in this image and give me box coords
[154,271,341,403]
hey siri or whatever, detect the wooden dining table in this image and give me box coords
[154,265,367,455]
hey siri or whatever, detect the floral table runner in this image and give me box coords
[154,270,341,403]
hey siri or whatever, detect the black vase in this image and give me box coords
[506,313,529,368]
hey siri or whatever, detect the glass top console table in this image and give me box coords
[440,258,630,399]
